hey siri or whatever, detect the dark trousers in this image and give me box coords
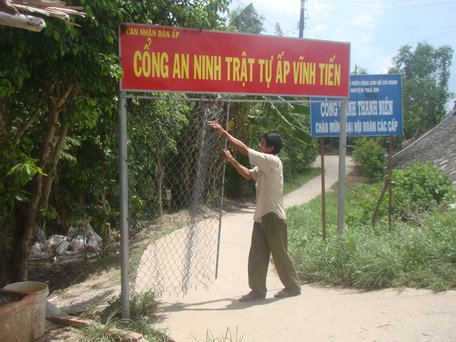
[248,212,300,296]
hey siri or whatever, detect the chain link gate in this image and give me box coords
[126,98,228,297]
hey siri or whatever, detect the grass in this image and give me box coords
[194,327,248,342]
[80,294,248,342]
[287,183,456,291]
[284,167,320,194]
[79,291,169,341]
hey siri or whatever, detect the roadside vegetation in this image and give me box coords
[79,291,169,342]
[287,161,456,292]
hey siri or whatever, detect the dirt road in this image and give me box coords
[154,155,456,341]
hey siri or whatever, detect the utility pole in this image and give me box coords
[299,0,305,38]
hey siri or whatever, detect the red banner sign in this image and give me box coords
[119,24,351,97]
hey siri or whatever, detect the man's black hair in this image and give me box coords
[262,132,283,155]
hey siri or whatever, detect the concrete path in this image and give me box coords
[154,155,456,341]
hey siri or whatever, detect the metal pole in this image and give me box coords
[299,0,305,38]
[215,103,230,279]
[119,91,130,319]
[337,100,348,240]
[320,138,326,240]
[371,181,387,226]
[388,136,393,229]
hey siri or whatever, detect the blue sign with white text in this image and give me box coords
[310,74,403,137]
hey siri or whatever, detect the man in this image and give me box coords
[208,121,301,302]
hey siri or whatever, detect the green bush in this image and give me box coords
[344,183,383,226]
[352,137,386,182]
[281,140,318,178]
[392,162,455,221]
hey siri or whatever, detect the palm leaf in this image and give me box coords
[247,97,314,145]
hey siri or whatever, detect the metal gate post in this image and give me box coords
[337,99,348,240]
[119,91,130,318]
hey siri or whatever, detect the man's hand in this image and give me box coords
[208,120,249,155]
[208,120,225,135]
[222,148,252,180]
[222,148,233,162]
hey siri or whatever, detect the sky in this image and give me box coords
[229,0,456,110]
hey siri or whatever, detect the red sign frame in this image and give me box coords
[119,24,350,97]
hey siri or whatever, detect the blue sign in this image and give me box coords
[310,74,403,137]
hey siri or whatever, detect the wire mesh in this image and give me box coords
[127,99,226,296]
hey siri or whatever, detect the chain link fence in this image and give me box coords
[126,98,227,296]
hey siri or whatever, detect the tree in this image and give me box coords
[352,64,368,75]
[275,23,283,36]
[389,43,453,140]
[0,0,230,286]
[228,3,264,34]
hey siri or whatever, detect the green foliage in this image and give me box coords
[389,43,453,139]
[228,3,264,34]
[81,317,127,342]
[274,23,284,36]
[81,290,168,342]
[344,162,454,225]
[127,95,191,221]
[344,183,383,226]
[287,177,456,291]
[392,162,455,221]
[7,160,46,185]
[248,100,314,146]
[281,140,318,178]
[103,291,159,321]
[0,0,233,284]
[352,137,386,182]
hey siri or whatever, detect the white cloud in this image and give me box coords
[311,24,330,37]
[350,14,374,28]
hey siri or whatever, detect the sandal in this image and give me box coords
[274,288,301,298]
[239,291,266,302]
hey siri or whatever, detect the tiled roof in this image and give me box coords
[392,110,456,184]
